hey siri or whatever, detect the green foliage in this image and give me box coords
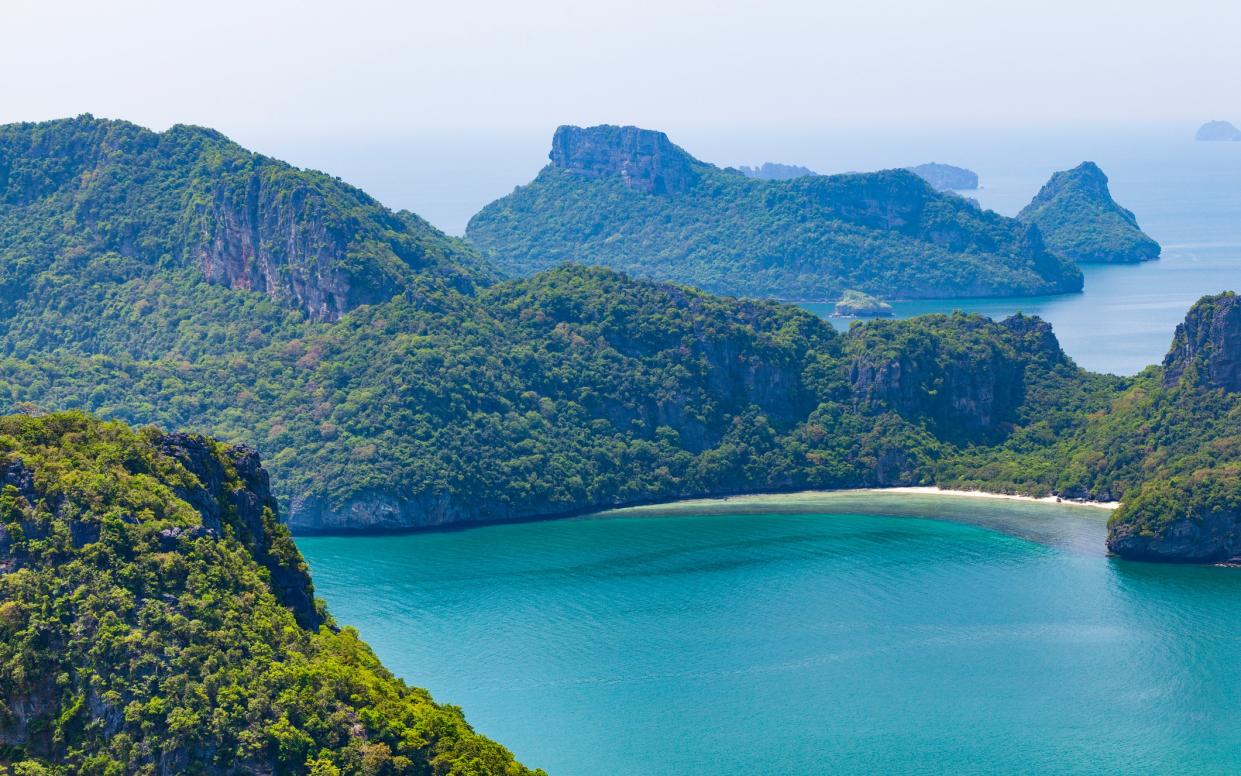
[0,412,539,775]
[466,161,1083,300]
[1017,162,1160,264]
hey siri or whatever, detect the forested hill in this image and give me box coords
[465,124,1083,301]
[1017,162,1161,264]
[0,412,538,774]
[0,114,488,327]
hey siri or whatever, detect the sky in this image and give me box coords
[3,0,1238,231]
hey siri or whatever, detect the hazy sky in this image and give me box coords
[4,0,1237,233]
[4,0,1239,138]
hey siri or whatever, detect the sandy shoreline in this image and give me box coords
[604,486,1121,515]
[876,486,1119,510]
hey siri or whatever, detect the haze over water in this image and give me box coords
[299,493,1241,775]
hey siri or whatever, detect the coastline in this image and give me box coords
[597,486,1120,518]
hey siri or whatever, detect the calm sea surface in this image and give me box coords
[299,492,1241,775]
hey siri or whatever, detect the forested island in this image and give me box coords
[466,124,1082,300]
[1017,162,1161,263]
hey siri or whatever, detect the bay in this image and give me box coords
[299,492,1241,775]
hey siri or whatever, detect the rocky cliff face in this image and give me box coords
[193,172,399,322]
[549,124,701,194]
[844,314,1061,439]
[1163,292,1241,391]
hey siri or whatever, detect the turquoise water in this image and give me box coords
[298,493,1241,775]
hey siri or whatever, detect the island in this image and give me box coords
[1196,120,1241,141]
[738,162,817,180]
[905,162,979,191]
[466,124,1082,300]
[1017,161,1161,263]
[834,289,894,317]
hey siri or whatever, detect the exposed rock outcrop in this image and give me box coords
[1017,161,1160,264]
[843,313,1064,440]
[549,124,701,194]
[1162,292,1241,391]
[193,172,412,323]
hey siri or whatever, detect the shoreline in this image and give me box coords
[597,485,1120,518]
[292,485,1119,538]
[875,486,1119,510]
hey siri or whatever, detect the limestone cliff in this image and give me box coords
[549,124,701,194]
[1162,292,1241,391]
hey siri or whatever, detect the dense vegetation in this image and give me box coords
[466,125,1082,300]
[0,412,538,775]
[1017,162,1161,264]
[0,115,1235,554]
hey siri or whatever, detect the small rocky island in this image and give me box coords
[906,163,979,191]
[1195,120,1241,141]
[1017,161,1160,264]
[834,290,894,317]
[738,162,817,180]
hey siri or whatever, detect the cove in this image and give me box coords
[298,492,1241,775]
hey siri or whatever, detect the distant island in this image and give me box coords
[834,289,893,317]
[1195,120,1241,141]
[738,162,817,180]
[1017,161,1161,264]
[905,162,979,191]
[466,124,1082,301]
